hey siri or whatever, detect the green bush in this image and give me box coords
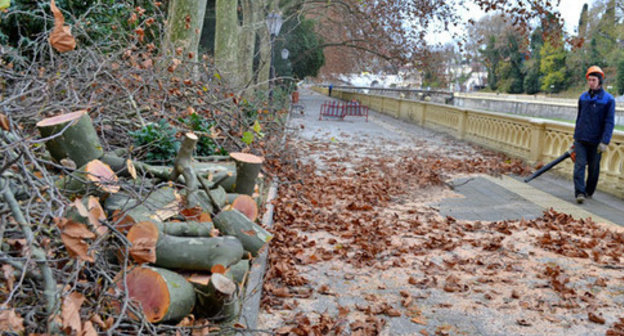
[180,113,225,156]
[129,119,180,165]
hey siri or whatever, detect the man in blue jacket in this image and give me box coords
[573,65,615,204]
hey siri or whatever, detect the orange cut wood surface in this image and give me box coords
[229,152,264,164]
[231,195,258,221]
[117,267,170,323]
[36,110,85,127]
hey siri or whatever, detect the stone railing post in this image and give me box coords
[419,103,427,126]
[457,109,468,140]
[529,119,546,163]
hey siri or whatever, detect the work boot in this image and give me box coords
[576,194,586,204]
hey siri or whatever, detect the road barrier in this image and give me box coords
[319,100,368,121]
[313,86,624,199]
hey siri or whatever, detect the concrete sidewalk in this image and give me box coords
[305,87,624,229]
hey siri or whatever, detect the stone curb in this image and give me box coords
[236,180,278,334]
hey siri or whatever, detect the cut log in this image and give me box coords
[36,110,103,168]
[209,185,227,208]
[191,273,239,320]
[115,266,195,323]
[210,171,236,192]
[56,159,119,194]
[126,221,244,272]
[225,193,240,204]
[231,194,258,222]
[157,220,214,237]
[224,259,249,287]
[213,208,272,257]
[229,152,263,195]
[105,187,181,231]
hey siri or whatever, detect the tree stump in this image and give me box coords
[36,110,103,168]
[126,221,244,272]
[114,266,195,323]
[229,152,263,195]
[190,273,239,320]
[213,208,272,257]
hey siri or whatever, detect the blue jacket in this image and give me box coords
[574,88,615,145]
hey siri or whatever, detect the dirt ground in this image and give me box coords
[257,90,624,336]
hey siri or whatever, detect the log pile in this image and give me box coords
[35,111,271,324]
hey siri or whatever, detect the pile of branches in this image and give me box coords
[0,5,287,335]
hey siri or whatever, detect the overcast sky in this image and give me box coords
[425,1,591,45]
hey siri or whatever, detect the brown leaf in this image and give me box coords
[81,321,97,336]
[62,292,85,335]
[59,218,95,262]
[127,159,137,180]
[411,317,427,325]
[516,318,532,326]
[0,309,25,333]
[49,0,76,53]
[2,264,15,292]
[0,113,10,131]
[588,312,606,324]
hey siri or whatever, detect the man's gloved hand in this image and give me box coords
[598,143,608,153]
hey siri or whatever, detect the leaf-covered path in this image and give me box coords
[258,89,624,336]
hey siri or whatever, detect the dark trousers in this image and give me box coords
[573,141,602,197]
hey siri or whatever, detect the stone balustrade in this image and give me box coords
[313,87,624,198]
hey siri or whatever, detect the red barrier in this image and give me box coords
[344,101,368,122]
[319,100,369,121]
[319,101,346,120]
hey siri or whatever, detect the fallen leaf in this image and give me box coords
[411,317,427,325]
[82,321,97,336]
[516,318,532,326]
[0,113,10,131]
[58,218,95,262]
[62,291,85,334]
[2,264,15,291]
[49,0,76,52]
[0,309,25,333]
[588,312,606,324]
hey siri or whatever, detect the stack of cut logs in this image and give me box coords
[37,110,271,323]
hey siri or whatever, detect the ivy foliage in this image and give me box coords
[129,119,180,165]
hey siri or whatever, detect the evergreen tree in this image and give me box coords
[617,57,624,95]
[540,41,567,93]
[578,3,588,38]
[481,36,500,90]
[523,27,543,94]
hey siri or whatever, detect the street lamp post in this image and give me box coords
[266,12,283,106]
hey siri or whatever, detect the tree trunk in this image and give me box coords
[255,0,277,91]
[127,221,244,273]
[213,208,272,256]
[36,110,103,168]
[115,266,196,323]
[230,152,264,195]
[238,0,257,95]
[191,273,239,320]
[164,0,208,62]
[214,0,240,86]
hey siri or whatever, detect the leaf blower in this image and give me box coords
[524,146,576,183]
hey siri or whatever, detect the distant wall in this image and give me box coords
[316,87,624,199]
[454,93,624,125]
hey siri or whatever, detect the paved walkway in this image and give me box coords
[255,88,624,336]
[305,88,624,229]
